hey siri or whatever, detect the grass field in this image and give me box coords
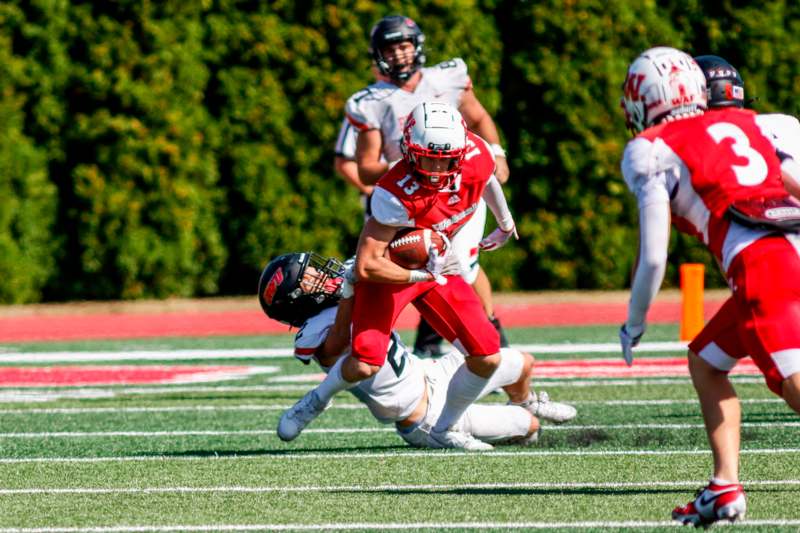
[0,323,798,531]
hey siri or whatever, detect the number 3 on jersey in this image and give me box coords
[707,122,768,186]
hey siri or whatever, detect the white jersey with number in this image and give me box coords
[293,307,425,423]
[345,58,471,163]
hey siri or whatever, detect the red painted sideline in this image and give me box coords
[0,366,256,387]
[0,299,726,342]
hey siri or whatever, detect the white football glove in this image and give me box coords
[619,323,645,367]
[479,226,518,251]
[425,232,455,285]
[339,260,356,299]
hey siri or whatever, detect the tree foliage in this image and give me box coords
[0,0,794,301]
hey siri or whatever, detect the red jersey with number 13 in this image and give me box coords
[372,130,495,239]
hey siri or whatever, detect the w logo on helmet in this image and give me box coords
[263,268,284,305]
[624,73,645,101]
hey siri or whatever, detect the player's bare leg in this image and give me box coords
[341,355,381,382]
[471,267,494,317]
[505,352,576,423]
[782,372,800,414]
[672,351,747,526]
[472,268,509,347]
[688,350,741,483]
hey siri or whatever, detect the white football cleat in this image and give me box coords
[515,391,577,424]
[427,428,494,451]
[277,390,329,442]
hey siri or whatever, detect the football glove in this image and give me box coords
[479,226,518,251]
[619,323,645,366]
[426,233,456,285]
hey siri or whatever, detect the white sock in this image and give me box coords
[711,476,737,486]
[478,348,524,400]
[314,359,353,403]
[432,365,490,433]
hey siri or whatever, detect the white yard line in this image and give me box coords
[1,479,799,495]
[0,421,797,439]
[2,520,800,532]
[0,342,688,363]
[0,397,783,415]
[2,448,799,464]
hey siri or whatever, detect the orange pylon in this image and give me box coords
[680,263,705,341]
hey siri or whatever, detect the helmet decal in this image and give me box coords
[258,252,345,327]
[694,55,745,109]
[262,267,284,305]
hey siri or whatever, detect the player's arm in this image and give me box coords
[355,129,390,185]
[334,156,373,196]
[479,175,517,251]
[315,298,354,366]
[355,217,434,284]
[619,139,674,364]
[458,88,509,184]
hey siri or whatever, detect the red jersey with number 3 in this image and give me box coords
[641,108,786,217]
[370,130,495,239]
[622,108,789,270]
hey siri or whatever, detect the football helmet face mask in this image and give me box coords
[401,102,467,191]
[369,15,426,82]
[258,252,345,327]
[621,47,707,133]
[694,55,745,109]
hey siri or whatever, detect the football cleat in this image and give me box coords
[427,428,494,451]
[514,391,577,424]
[277,390,330,442]
[672,481,746,527]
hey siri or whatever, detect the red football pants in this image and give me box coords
[351,275,500,366]
[689,234,800,395]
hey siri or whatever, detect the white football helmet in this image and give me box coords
[621,47,707,133]
[401,102,467,190]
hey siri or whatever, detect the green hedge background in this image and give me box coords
[1,0,798,302]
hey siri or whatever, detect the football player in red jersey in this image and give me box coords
[276,101,533,451]
[619,47,800,527]
[346,14,511,359]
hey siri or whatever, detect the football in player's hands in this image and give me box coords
[388,228,447,270]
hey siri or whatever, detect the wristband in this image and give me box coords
[489,143,506,157]
[408,269,432,283]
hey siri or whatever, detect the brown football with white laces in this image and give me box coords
[388,228,447,270]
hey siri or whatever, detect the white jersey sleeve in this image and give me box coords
[334,117,357,160]
[621,137,678,207]
[344,81,396,132]
[620,137,675,329]
[756,113,800,160]
[370,186,414,227]
[293,306,338,363]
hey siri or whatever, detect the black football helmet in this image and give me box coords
[694,55,745,108]
[369,15,426,82]
[258,252,345,327]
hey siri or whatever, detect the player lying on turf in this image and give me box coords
[258,251,577,448]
